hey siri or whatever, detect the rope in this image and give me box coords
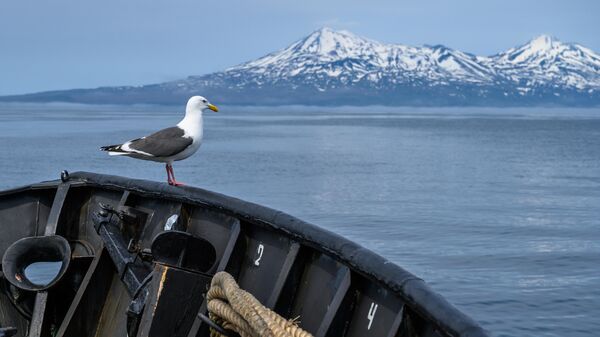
[207,271,314,337]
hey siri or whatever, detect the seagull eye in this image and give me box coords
[202,99,207,103]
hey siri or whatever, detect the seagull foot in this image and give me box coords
[168,180,186,186]
[166,164,185,186]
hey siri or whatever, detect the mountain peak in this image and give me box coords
[494,34,568,64]
[309,26,354,38]
[311,26,336,35]
[294,27,373,56]
[527,34,561,51]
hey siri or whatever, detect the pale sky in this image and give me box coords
[1,0,598,95]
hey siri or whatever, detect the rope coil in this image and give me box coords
[207,271,314,337]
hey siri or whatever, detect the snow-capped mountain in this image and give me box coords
[489,35,600,90]
[223,27,496,86]
[2,28,600,106]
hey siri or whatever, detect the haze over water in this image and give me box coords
[1,103,599,337]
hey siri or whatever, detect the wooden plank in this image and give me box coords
[185,221,240,337]
[55,249,111,337]
[343,279,406,337]
[43,183,70,236]
[386,307,405,337]
[28,182,70,337]
[215,221,240,272]
[91,273,130,337]
[266,242,300,308]
[118,191,131,207]
[137,264,210,337]
[27,294,48,337]
[315,268,351,337]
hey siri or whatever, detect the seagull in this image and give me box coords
[100,96,218,186]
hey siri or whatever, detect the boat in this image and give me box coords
[0,171,489,337]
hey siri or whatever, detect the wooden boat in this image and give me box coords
[0,172,489,337]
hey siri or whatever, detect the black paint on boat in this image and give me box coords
[0,172,489,337]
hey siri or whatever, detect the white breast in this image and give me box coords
[168,112,204,162]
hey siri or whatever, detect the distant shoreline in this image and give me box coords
[1,101,600,118]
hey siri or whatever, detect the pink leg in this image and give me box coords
[167,164,185,186]
[165,164,173,184]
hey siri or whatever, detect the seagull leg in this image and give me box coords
[167,164,185,186]
[166,164,174,185]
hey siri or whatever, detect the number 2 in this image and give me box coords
[254,244,264,266]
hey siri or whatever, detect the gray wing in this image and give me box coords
[128,127,193,157]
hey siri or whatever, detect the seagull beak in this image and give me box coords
[208,103,219,112]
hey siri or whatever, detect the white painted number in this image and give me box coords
[367,302,378,330]
[254,244,264,266]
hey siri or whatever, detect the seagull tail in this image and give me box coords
[100,144,129,156]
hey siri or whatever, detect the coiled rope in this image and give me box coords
[207,271,314,337]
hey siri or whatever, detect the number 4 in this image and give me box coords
[367,302,378,330]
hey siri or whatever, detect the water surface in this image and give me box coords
[1,103,599,336]
[23,261,62,286]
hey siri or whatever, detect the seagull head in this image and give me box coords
[186,96,219,113]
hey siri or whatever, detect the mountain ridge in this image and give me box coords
[2,27,599,106]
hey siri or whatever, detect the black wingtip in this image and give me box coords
[100,144,122,152]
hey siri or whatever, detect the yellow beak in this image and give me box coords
[208,103,219,112]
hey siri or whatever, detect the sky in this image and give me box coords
[1,0,599,95]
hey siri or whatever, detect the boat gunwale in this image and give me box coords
[1,171,489,337]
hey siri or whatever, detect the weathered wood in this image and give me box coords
[387,308,405,337]
[92,273,130,337]
[118,191,131,207]
[136,264,210,337]
[28,183,70,337]
[316,268,351,337]
[185,221,241,337]
[26,294,47,337]
[215,221,240,273]
[55,249,114,337]
[266,242,300,308]
[43,183,70,236]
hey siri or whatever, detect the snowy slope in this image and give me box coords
[489,35,600,90]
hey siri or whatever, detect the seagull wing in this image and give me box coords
[102,127,193,158]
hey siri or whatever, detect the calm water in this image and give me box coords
[1,103,599,336]
[24,261,62,286]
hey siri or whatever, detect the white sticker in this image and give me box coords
[254,243,265,266]
[164,214,178,231]
[367,302,378,330]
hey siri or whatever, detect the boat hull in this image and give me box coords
[0,172,488,337]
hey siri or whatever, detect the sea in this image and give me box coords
[1,103,599,337]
